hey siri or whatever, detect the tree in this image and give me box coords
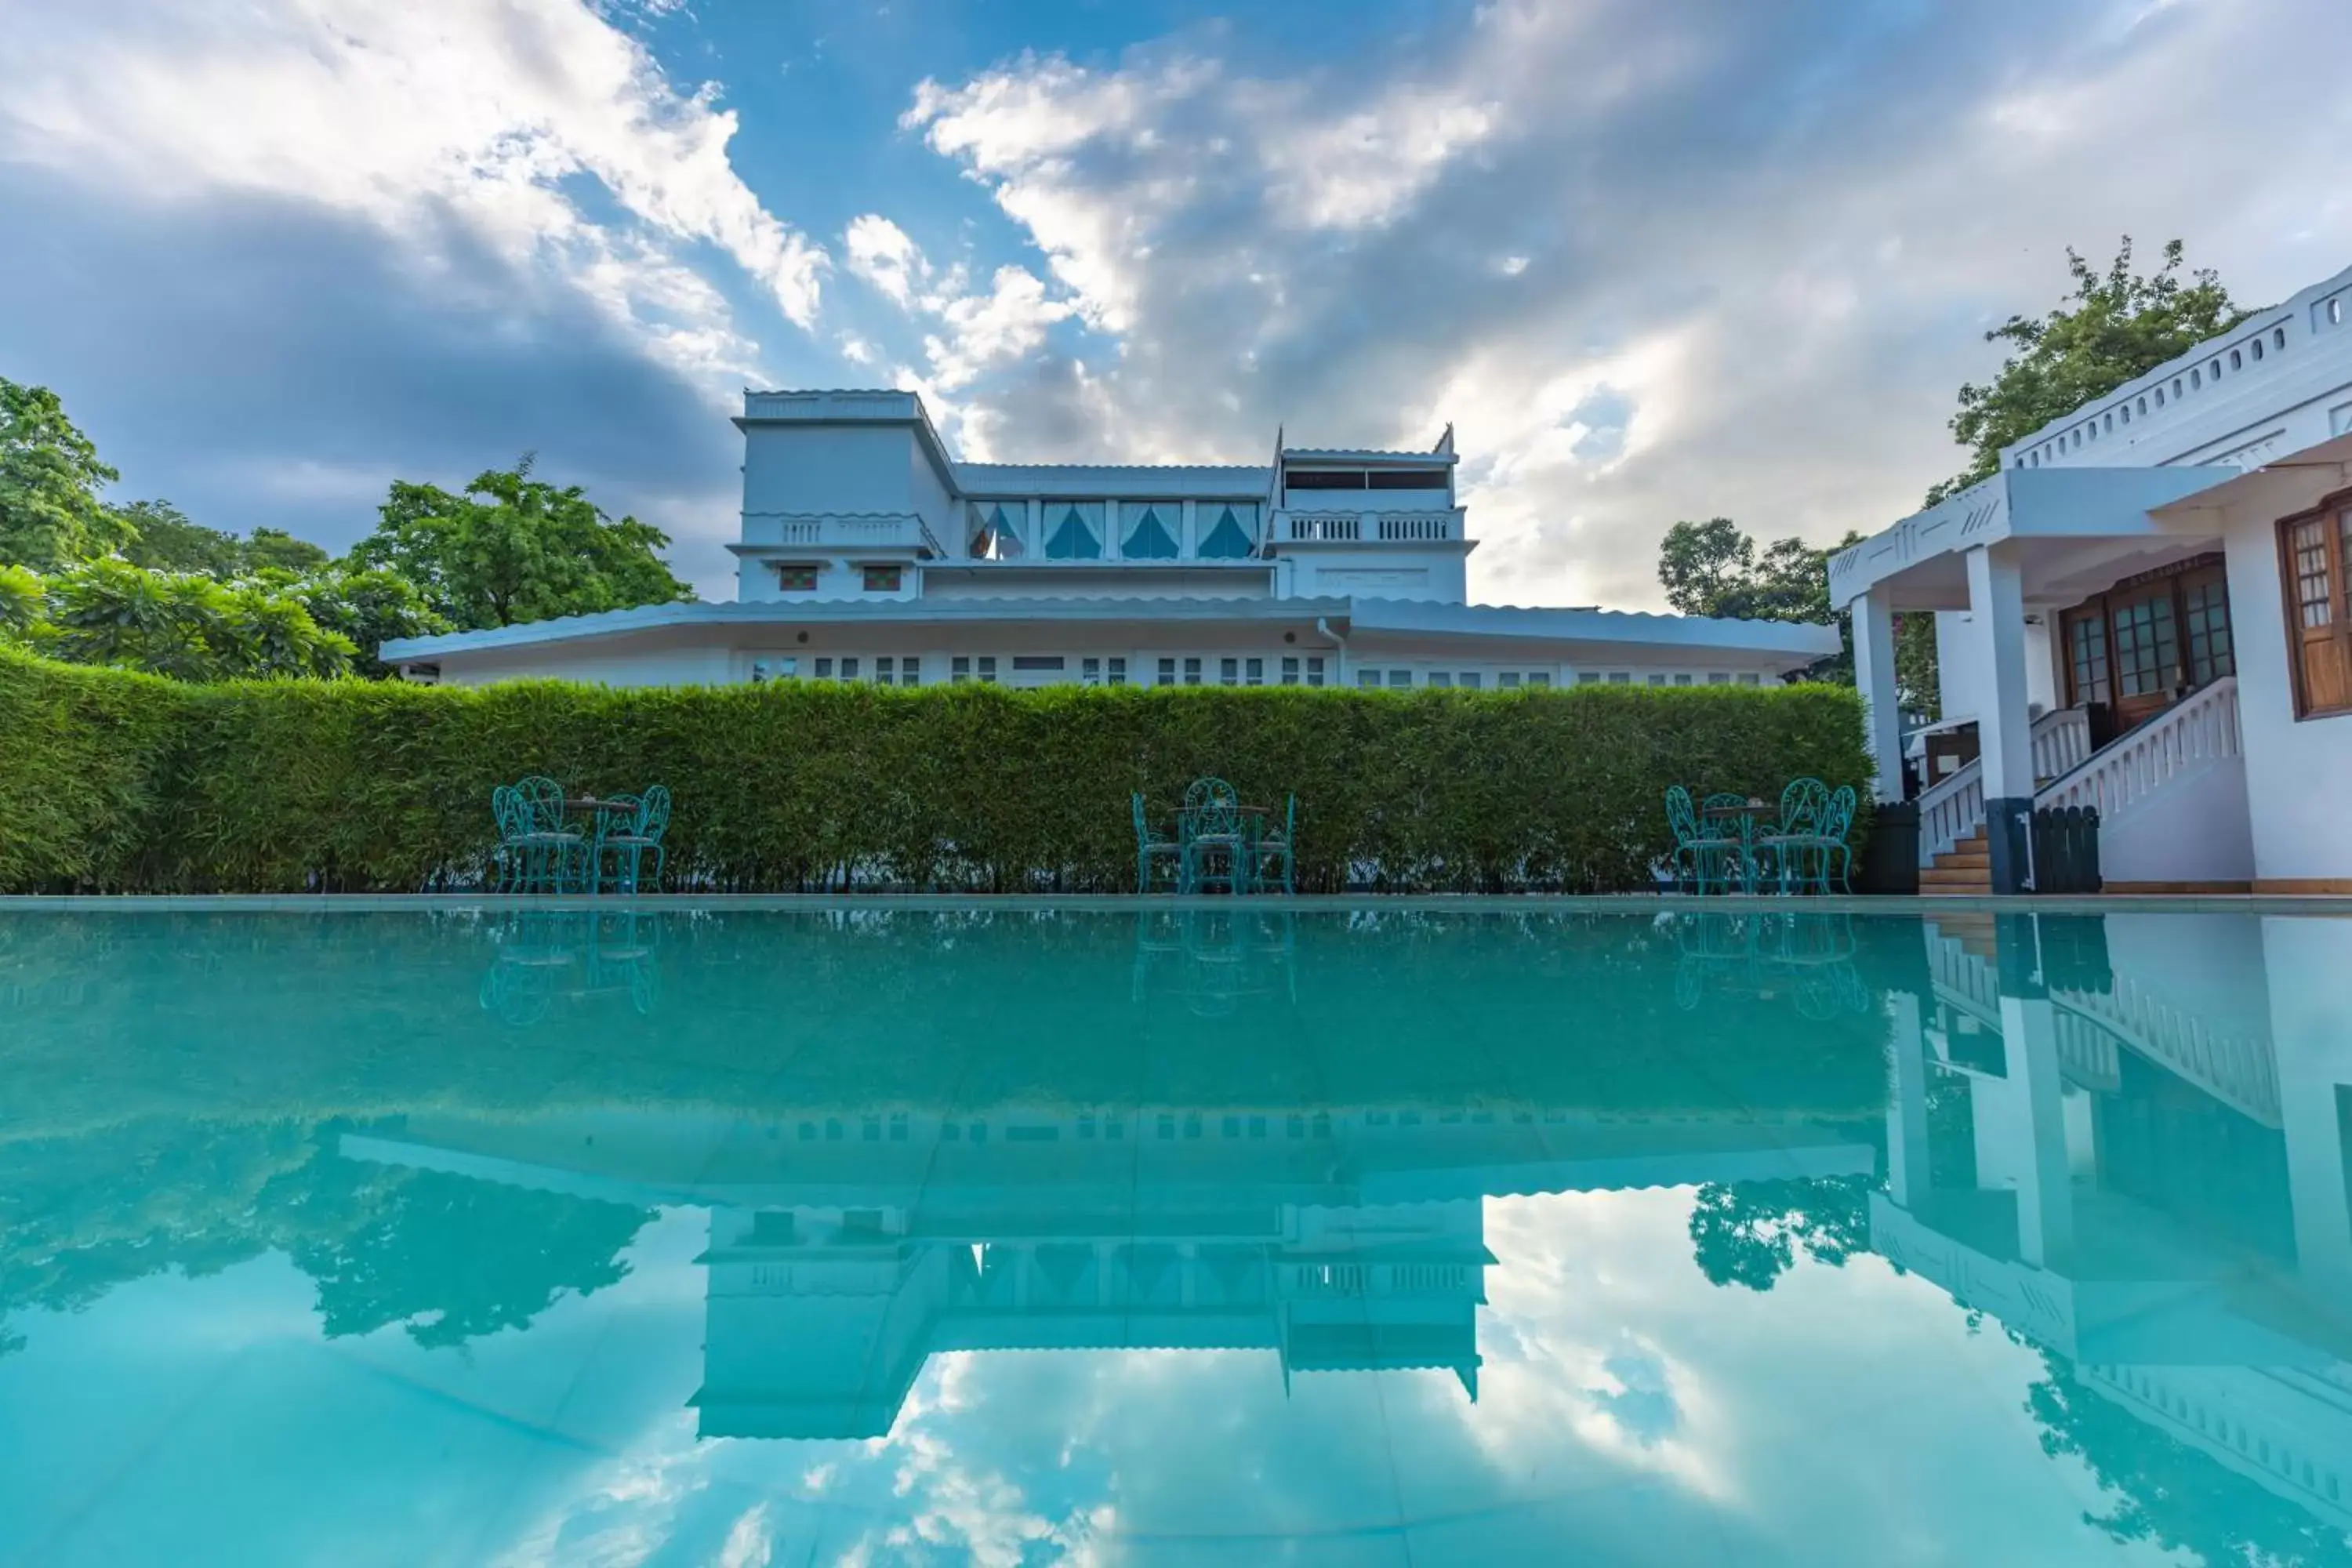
[1686,1175,1872,1292]
[1926,238,2249,506]
[0,563,40,642]
[245,526,331,575]
[347,459,692,630]
[291,566,453,678]
[0,376,131,569]
[39,557,353,681]
[114,499,248,577]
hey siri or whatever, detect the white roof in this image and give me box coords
[383,596,1838,664]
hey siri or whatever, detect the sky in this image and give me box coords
[2,0,2350,609]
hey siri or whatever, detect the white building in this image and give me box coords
[383,390,1836,691]
[1833,260,2352,893]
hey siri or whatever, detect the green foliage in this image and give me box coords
[1686,1174,1872,1290]
[245,525,332,575]
[348,459,693,630]
[31,557,355,682]
[1928,238,2249,506]
[0,648,1868,894]
[0,563,41,641]
[114,499,249,576]
[290,566,453,678]
[0,376,129,569]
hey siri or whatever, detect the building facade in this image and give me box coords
[1832,260,2352,892]
[383,390,1838,690]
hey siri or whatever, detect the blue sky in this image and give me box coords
[2,0,2349,607]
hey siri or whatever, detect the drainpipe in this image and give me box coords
[1316,615,1350,688]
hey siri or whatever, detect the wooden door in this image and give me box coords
[2281,505,2352,718]
[2104,580,2185,728]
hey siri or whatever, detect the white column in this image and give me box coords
[1852,586,1903,804]
[1998,993,2074,1270]
[1884,988,1931,1209]
[1965,543,2036,891]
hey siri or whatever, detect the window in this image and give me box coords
[1359,669,1381,688]
[1306,655,1325,688]
[1428,671,1453,688]
[1458,671,1481,689]
[2183,577,2234,684]
[1281,656,1299,684]
[814,657,833,678]
[1386,669,1410,689]
[1674,673,1694,686]
[1081,657,1101,685]
[1157,657,1177,687]
[1220,657,1238,686]
[1107,656,1126,686]
[1366,468,1451,489]
[876,656,894,684]
[2111,596,2178,698]
[952,655,970,683]
[1012,655,1065,673]
[1244,657,1264,686]
[978,655,998,684]
[840,656,859,680]
[902,656,921,687]
[2280,498,2352,718]
[1737,673,1760,687]
[1183,657,1202,686]
[1607,672,1632,684]
[1707,672,1731,685]
[774,564,818,592]
[862,564,903,593]
[1284,470,1367,490]
[1647,673,1668,687]
[1499,672,1521,689]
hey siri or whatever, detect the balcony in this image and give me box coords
[1273,509,1463,544]
[738,512,945,557]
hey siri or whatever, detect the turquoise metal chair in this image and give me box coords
[1250,793,1298,895]
[1133,792,1183,892]
[490,784,529,891]
[512,775,586,892]
[1702,790,1759,894]
[1179,777,1245,894]
[1771,784,1857,895]
[1754,777,1829,892]
[596,785,670,895]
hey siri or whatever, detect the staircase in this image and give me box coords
[1921,828,1991,895]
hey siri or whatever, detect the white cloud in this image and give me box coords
[923,266,1075,390]
[0,0,826,397]
[844,214,931,310]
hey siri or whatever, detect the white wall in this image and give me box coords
[2095,755,2255,887]
[1935,608,2060,720]
[2217,493,2352,885]
[742,424,919,516]
[1290,548,1467,602]
[433,641,734,688]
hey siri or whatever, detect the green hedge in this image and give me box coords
[0,647,1868,894]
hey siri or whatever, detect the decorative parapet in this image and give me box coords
[735,512,945,557]
[1273,509,1464,543]
[741,389,922,423]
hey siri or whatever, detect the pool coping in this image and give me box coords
[4,892,2350,916]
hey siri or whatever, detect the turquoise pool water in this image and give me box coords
[3,905,2350,1566]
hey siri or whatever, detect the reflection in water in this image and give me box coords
[2,906,2350,1563]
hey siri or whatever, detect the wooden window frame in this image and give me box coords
[2277,487,2352,721]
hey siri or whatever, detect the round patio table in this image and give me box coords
[564,797,641,893]
[1700,800,1777,894]
[1178,805,1269,894]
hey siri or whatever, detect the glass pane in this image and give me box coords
[2068,615,2111,704]
[2183,580,2234,684]
[2293,517,2332,628]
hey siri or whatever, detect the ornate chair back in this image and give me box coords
[516,775,570,836]
[1664,785,1700,846]
[1182,776,1241,838]
[634,785,672,842]
[1819,784,1857,844]
[492,785,528,841]
[1777,777,1830,836]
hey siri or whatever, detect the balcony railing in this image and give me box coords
[742,512,944,557]
[1274,510,1461,543]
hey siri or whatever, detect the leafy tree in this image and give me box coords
[245,526,332,575]
[1686,1174,1873,1292]
[1927,238,2249,506]
[347,459,692,630]
[0,376,131,569]
[40,557,353,681]
[114,499,249,577]
[291,566,453,678]
[0,563,40,641]
[1660,517,1942,714]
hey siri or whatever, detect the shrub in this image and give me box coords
[0,648,1868,894]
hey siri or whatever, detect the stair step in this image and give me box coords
[1936,854,1991,871]
[1921,870,1992,891]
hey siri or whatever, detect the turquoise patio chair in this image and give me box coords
[1664,786,1744,895]
[1133,793,1184,892]
[1754,777,1830,892]
[1179,777,1246,894]
[490,784,531,891]
[1770,785,1857,895]
[512,775,587,892]
[596,785,671,895]
[1250,793,1298,896]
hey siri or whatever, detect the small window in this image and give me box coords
[977,655,997,684]
[862,564,903,593]
[1358,669,1381,688]
[2250,337,2264,362]
[1244,657,1264,686]
[2120,405,2131,425]
[2136,396,2147,416]
[902,656,921,687]
[1607,672,1631,684]
[1219,657,1238,686]
[1386,670,1411,689]
[951,655,970,683]
[1280,655,1300,684]
[2155,387,2166,407]
[1107,656,1127,686]
[1011,655,1065,672]
[1674,672,1693,686]
[2190,368,2201,388]
[1527,672,1551,688]
[876,656,895,684]
[1157,657,1176,687]
[1647,673,1668,686]
[2274,326,2287,350]
[1305,655,1325,687]
[1738,673,1761,687]
[1081,657,1101,685]
[775,564,818,592]
[1708,672,1731,685]
[1365,468,1451,490]
[1183,657,1202,686]
[1499,672,1521,689]
[1428,671,1453,688]
[840,656,859,680]
[2330,299,2344,326]
[1458,671,1481,689]
[1284,470,1368,491]
[2103,412,2114,433]
[814,657,833,678]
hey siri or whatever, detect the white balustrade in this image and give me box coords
[1283,512,1362,542]
[2031,708,2092,782]
[1276,510,1460,543]
[1916,706,2107,866]
[2037,677,2240,826]
[742,512,945,557]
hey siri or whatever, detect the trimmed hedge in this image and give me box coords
[0,648,1868,894]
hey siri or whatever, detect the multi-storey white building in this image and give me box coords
[1832,260,2352,893]
[384,390,1837,691]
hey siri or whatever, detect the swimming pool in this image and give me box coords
[3,904,2349,1565]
